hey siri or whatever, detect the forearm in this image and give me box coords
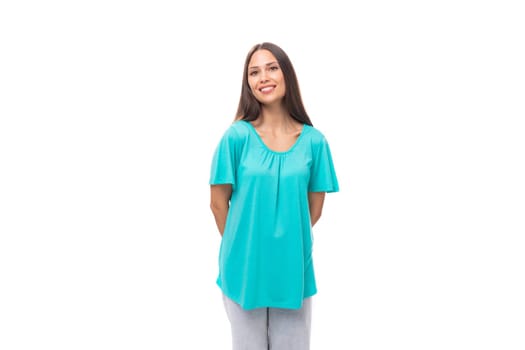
[308,192,326,227]
[210,184,232,237]
[211,204,229,236]
[310,210,322,227]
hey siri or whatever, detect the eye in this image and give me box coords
[249,70,258,76]
[269,66,279,71]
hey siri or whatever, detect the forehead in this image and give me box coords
[248,49,278,68]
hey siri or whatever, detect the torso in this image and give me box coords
[211,120,338,309]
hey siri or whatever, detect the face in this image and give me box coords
[247,49,286,106]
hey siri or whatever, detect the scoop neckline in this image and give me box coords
[241,120,308,155]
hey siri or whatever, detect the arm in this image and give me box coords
[210,184,233,236]
[308,192,326,227]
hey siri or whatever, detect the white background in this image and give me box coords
[1,0,524,349]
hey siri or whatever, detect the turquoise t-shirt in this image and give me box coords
[209,120,339,310]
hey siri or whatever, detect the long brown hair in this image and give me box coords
[235,42,313,126]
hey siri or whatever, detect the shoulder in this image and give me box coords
[231,120,251,135]
[220,120,249,138]
[303,125,329,144]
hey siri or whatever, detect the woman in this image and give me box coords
[209,42,339,350]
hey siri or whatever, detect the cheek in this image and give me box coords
[250,79,256,88]
[273,73,285,87]
[247,78,257,92]
[278,79,286,94]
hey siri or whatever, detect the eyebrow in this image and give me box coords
[248,61,278,70]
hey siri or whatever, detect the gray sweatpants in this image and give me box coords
[222,294,312,350]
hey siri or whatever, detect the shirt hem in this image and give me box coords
[217,281,317,311]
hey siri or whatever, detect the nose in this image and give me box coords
[259,70,269,83]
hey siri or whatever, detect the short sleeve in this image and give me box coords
[209,126,242,188]
[309,136,339,192]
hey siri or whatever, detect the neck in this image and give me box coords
[257,104,293,129]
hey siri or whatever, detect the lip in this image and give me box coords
[259,85,276,93]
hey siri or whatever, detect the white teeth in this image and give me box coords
[260,87,274,92]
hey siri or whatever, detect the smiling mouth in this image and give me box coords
[259,86,275,93]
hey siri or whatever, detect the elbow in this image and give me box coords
[210,199,228,215]
[210,201,220,215]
